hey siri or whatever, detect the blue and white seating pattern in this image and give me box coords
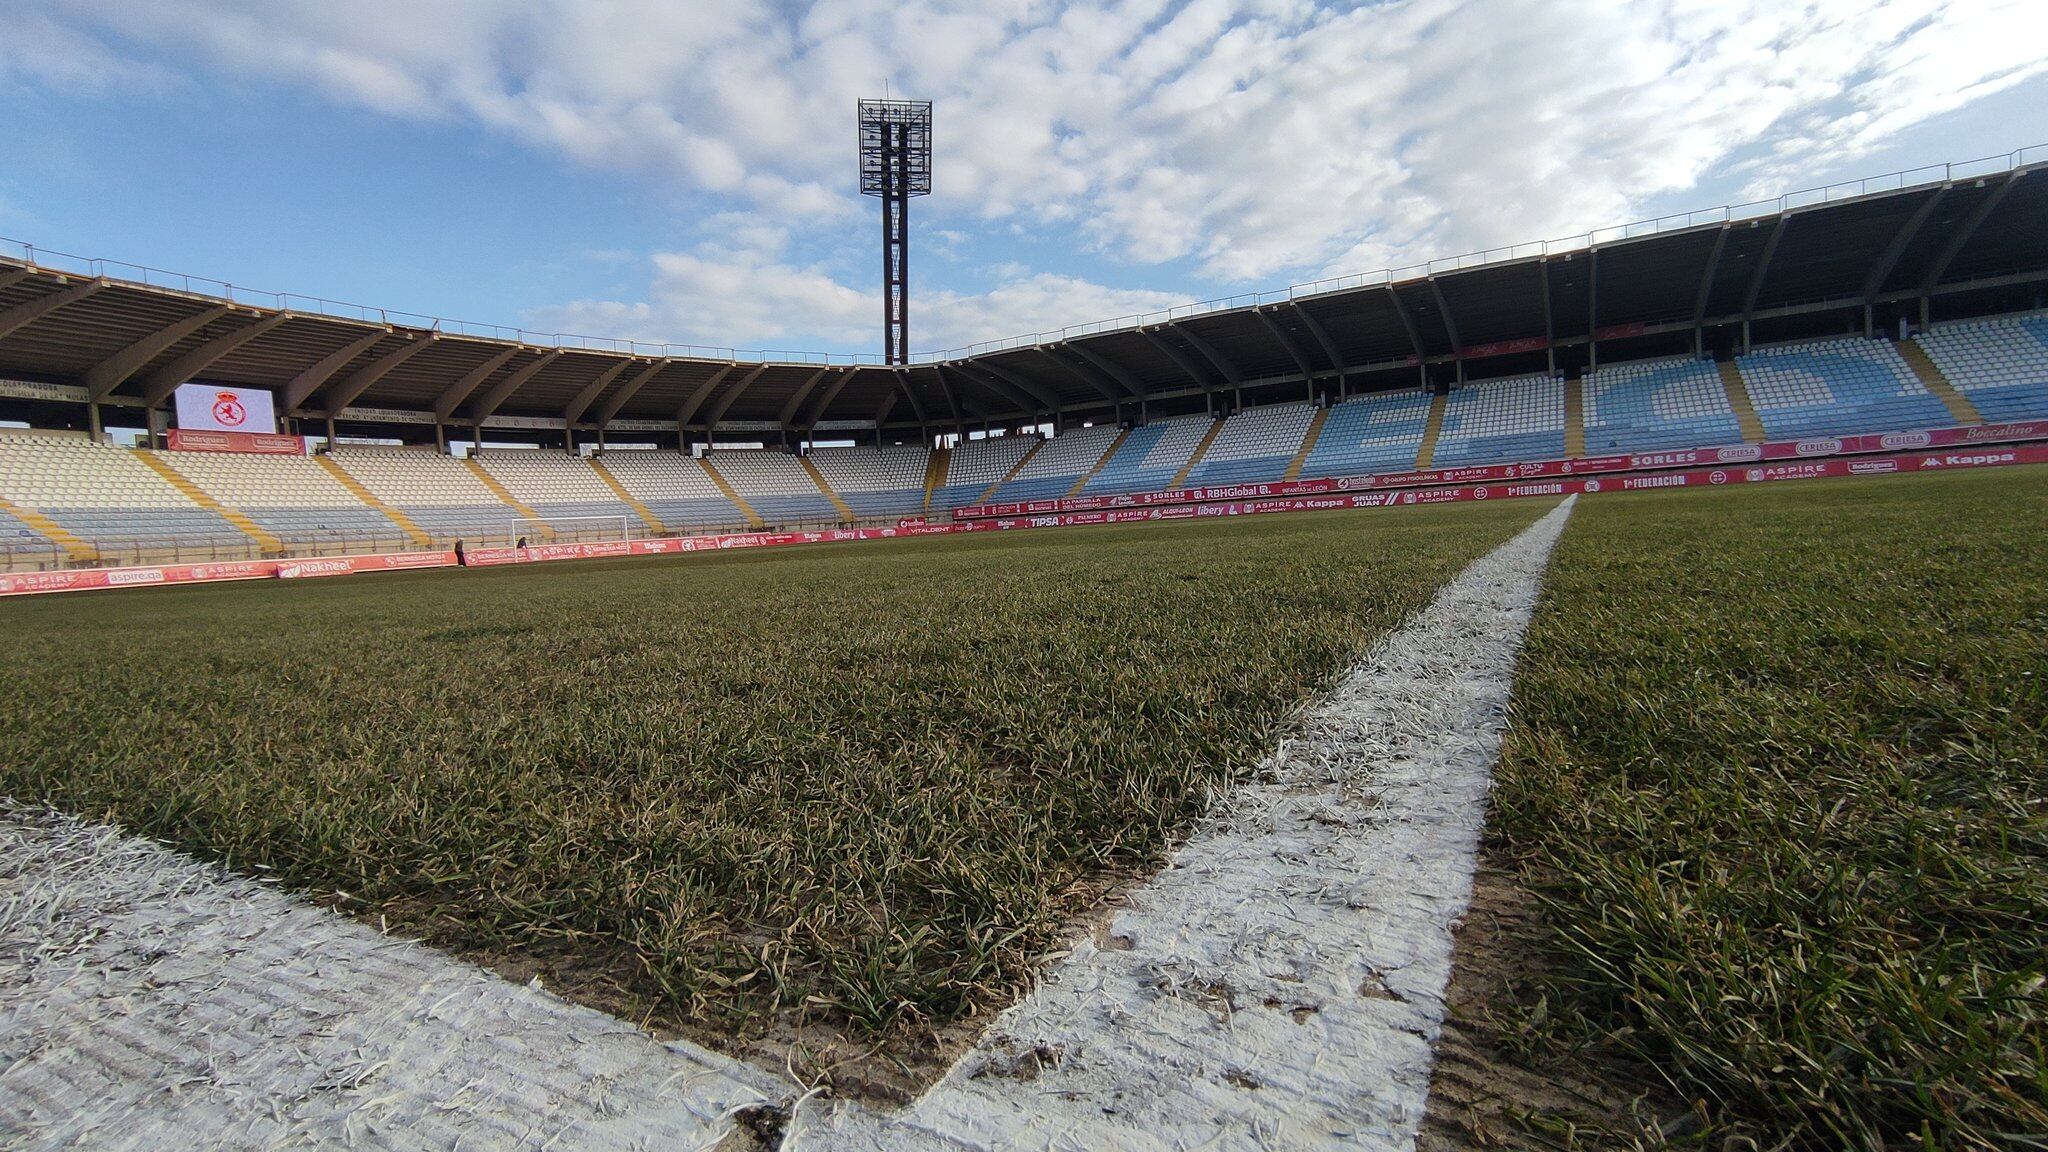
[1582,358,1744,453]
[988,423,1122,502]
[596,450,749,529]
[328,447,514,539]
[1083,415,1215,495]
[1913,315,2048,424]
[165,448,399,543]
[1431,374,1566,467]
[1299,390,1432,477]
[933,434,1039,510]
[0,434,244,547]
[806,445,930,519]
[1181,402,1315,486]
[472,450,639,536]
[1737,338,1950,439]
[704,449,840,524]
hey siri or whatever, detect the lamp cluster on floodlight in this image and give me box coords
[858,99,932,365]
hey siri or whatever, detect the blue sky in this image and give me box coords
[2,1,2044,359]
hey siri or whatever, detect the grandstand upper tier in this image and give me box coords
[2,154,2044,440]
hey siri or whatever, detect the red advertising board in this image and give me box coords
[166,429,307,455]
[0,559,280,597]
[274,551,457,579]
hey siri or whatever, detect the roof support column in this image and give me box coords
[1694,225,1729,358]
[1587,249,1600,371]
[1742,216,1791,353]
[1540,259,1556,375]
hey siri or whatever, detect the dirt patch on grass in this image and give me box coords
[1422,858,1679,1151]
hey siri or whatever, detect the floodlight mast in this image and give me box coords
[858,99,932,366]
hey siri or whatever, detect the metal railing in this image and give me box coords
[2,144,2040,371]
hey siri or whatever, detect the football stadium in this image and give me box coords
[1,8,2045,1152]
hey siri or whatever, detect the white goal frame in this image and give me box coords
[505,514,636,545]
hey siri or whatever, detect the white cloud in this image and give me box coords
[20,0,2048,346]
[526,227,1185,353]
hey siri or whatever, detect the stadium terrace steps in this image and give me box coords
[1718,360,1767,441]
[1563,377,1587,458]
[0,494,96,562]
[692,455,765,528]
[1911,314,2048,423]
[132,450,283,553]
[587,458,668,535]
[463,458,555,541]
[1067,427,1130,496]
[1429,375,1567,468]
[314,455,432,547]
[799,455,855,521]
[1283,407,1330,481]
[1896,340,1984,425]
[1170,419,1225,488]
[975,438,1043,505]
[923,446,949,511]
[1415,390,1449,469]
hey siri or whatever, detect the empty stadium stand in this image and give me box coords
[161,449,405,546]
[1736,339,1953,440]
[1081,415,1215,495]
[326,447,519,542]
[594,450,751,531]
[1430,374,1568,468]
[0,434,245,558]
[703,449,842,524]
[932,435,1039,510]
[1913,314,2048,424]
[988,424,1123,503]
[1181,402,1317,486]
[472,450,641,537]
[1582,358,1746,454]
[806,445,929,520]
[1298,390,1434,477]
[6,318,2048,570]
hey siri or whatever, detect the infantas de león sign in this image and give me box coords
[174,383,277,434]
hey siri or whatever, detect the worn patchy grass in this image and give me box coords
[0,503,1537,1059]
[1490,467,2048,1150]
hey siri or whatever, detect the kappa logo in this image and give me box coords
[211,391,247,428]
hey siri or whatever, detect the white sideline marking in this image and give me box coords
[0,808,783,1151]
[790,496,1577,1151]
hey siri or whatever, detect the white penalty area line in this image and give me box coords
[0,807,782,1152]
[789,495,1578,1152]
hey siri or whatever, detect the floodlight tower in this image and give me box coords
[858,99,932,365]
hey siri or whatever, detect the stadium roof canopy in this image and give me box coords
[2,155,2044,443]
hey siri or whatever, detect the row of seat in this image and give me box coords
[0,321,2042,564]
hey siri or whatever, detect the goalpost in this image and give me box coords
[504,514,636,546]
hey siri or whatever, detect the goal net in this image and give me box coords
[504,514,637,546]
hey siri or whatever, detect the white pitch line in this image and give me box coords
[0,806,785,1152]
[788,495,1578,1152]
